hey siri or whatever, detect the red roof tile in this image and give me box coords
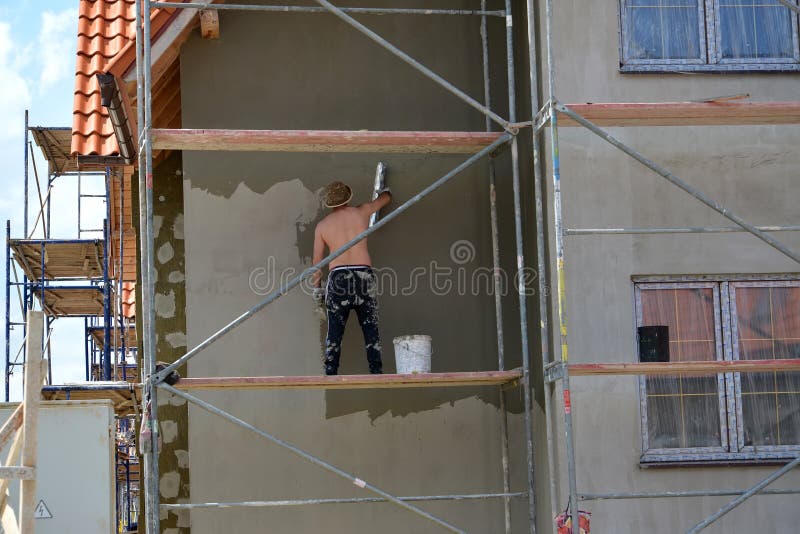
[121,281,136,319]
[71,1,180,157]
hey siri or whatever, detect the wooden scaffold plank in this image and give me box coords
[151,129,505,154]
[558,101,800,127]
[174,369,523,391]
[568,358,800,376]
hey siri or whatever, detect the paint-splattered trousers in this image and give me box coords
[324,266,382,375]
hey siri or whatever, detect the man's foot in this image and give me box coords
[369,368,383,375]
[324,365,338,376]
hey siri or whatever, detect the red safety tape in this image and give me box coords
[563,389,571,414]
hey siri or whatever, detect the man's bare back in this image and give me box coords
[312,191,391,285]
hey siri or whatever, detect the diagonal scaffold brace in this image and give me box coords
[159,383,468,533]
[554,102,800,266]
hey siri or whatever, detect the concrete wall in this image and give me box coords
[539,2,800,533]
[178,3,541,533]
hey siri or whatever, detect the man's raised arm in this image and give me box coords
[360,189,392,216]
[311,225,325,289]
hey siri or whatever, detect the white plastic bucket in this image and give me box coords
[393,335,432,374]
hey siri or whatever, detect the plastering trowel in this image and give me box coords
[369,161,388,227]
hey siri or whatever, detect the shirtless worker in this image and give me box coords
[311,181,392,375]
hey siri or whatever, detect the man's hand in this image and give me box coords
[312,287,326,306]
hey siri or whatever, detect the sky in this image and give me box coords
[0,1,107,401]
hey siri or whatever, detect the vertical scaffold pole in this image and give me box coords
[136,0,161,531]
[119,171,128,381]
[145,2,161,530]
[103,217,112,380]
[5,220,11,401]
[481,3,511,532]
[544,0,579,530]
[23,110,29,237]
[504,0,537,531]
[84,317,91,381]
[525,0,559,530]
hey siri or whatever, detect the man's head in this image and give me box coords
[323,181,353,208]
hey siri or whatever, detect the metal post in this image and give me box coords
[119,172,128,382]
[136,0,161,531]
[5,221,11,401]
[554,103,800,266]
[686,455,800,533]
[102,219,111,380]
[155,134,511,381]
[160,383,467,533]
[77,172,82,237]
[144,0,162,529]
[45,317,52,385]
[544,0,580,530]
[480,3,511,531]
[525,0,558,530]
[23,110,28,237]
[46,177,52,239]
[503,1,537,531]
[84,318,90,381]
[311,0,511,130]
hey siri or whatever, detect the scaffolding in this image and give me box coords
[4,118,141,531]
[132,1,800,533]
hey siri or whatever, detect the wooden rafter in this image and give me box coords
[200,10,220,39]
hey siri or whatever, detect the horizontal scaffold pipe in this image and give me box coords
[581,488,800,501]
[150,1,506,17]
[566,225,800,235]
[160,492,527,510]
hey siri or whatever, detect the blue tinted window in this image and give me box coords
[625,1,702,60]
[718,1,794,59]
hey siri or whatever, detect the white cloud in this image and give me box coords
[0,21,31,141]
[37,8,77,90]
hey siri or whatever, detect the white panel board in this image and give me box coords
[0,401,115,534]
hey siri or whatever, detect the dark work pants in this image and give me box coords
[324,266,382,375]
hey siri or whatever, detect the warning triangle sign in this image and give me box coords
[34,499,52,519]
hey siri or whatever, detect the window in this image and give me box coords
[634,277,800,463]
[620,1,800,71]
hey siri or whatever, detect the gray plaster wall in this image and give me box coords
[178,3,542,533]
[539,2,800,533]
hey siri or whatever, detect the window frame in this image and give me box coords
[730,280,800,455]
[633,275,800,465]
[619,0,800,73]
